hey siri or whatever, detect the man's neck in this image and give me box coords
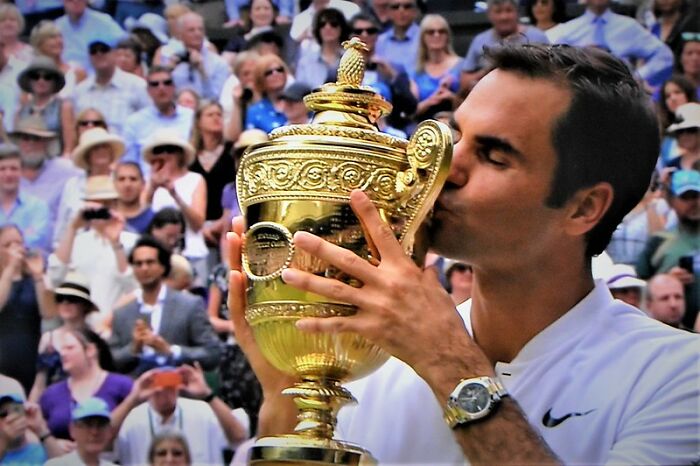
[156,102,176,117]
[142,281,164,305]
[0,191,18,213]
[22,163,45,182]
[153,403,177,423]
[77,448,100,466]
[68,11,85,23]
[393,24,410,39]
[116,199,143,217]
[588,5,609,16]
[95,68,115,86]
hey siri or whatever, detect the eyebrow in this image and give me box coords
[474,135,524,161]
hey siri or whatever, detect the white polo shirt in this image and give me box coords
[337,281,700,465]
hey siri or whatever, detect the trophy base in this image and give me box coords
[250,435,376,466]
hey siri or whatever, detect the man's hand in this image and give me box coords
[668,266,695,285]
[129,369,160,404]
[0,411,27,442]
[5,244,25,275]
[131,319,150,354]
[147,334,172,355]
[23,403,48,438]
[23,252,44,281]
[189,49,205,73]
[178,362,212,399]
[102,212,126,245]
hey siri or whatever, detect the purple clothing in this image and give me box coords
[39,373,132,439]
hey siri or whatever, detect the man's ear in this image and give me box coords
[564,182,614,237]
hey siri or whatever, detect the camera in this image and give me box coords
[241,87,254,102]
[175,49,190,63]
[82,207,112,221]
[678,255,698,274]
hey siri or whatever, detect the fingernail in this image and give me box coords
[281,268,298,283]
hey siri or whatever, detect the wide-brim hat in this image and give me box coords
[17,55,65,94]
[142,128,196,166]
[83,175,118,201]
[72,128,125,170]
[604,264,646,290]
[668,102,700,134]
[54,271,99,312]
[9,114,56,139]
[233,129,269,151]
[125,13,169,44]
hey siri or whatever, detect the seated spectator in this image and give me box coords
[0,5,33,64]
[0,393,62,464]
[295,8,349,90]
[44,397,116,466]
[657,75,698,168]
[460,0,548,94]
[115,37,145,79]
[48,175,139,333]
[109,236,221,374]
[646,273,691,330]
[551,0,673,88]
[524,0,566,34]
[244,55,290,133]
[0,224,51,395]
[176,88,200,110]
[603,263,647,309]
[412,14,461,121]
[279,83,312,125]
[152,4,195,68]
[39,328,132,441]
[16,56,75,156]
[73,37,150,137]
[665,102,700,170]
[125,13,169,66]
[166,255,194,292]
[679,34,700,98]
[54,127,125,248]
[243,29,287,57]
[74,107,108,140]
[29,272,98,403]
[144,130,208,286]
[147,208,186,254]
[114,162,155,234]
[55,0,125,71]
[219,51,261,136]
[223,0,294,28]
[291,0,360,42]
[443,260,473,306]
[647,0,699,61]
[375,0,420,75]
[122,66,195,175]
[0,144,51,255]
[11,115,81,237]
[29,20,87,100]
[170,12,230,101]
[146,430,191,466]
[0,35,26,136]
[222,0,279,66]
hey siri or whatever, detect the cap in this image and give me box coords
[0,393,24,405]
[280,83,312,103]
[671,170,700,196]
[605,264,646,290]
[88,33,124,50]
[71,397,111,422]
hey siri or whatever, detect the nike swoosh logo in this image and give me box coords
[542,408,595,428]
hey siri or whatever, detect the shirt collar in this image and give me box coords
[584,8,612,23]
[389,22,419,41]
[135,283,167,307]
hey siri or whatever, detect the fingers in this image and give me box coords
[281,266,371,310]
[290,231,376,283]
[227,232,242,272]
[228,270,248,341]
[296,315,363,335]
[349,190,405,261]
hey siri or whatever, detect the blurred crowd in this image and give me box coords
[0,0,697,463]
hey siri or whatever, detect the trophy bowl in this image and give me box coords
[236,38,453,465]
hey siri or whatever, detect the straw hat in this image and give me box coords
[141,128,195,166]
[72,128,125,170]
[233,129,269,151]
[9,114,56,139]
[83,175,118,201]
[17,55,66,94]
[54,271,99,312]
[668,103,700,134]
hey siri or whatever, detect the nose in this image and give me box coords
[445,138,470,187]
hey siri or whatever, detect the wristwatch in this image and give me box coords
[444,376,508,428]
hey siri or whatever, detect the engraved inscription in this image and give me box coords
[243,223,294,281]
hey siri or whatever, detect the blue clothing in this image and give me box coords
[376,23,421,75]
[0,193,50,255]
[552,9,673,87]
[225,0,294,21]
[126,207,155,234]
[412,64,461,102]
[245,97,286,133]
[55,9,125,71]
[462,26,549,73]
[171,46,231,101]
[295,46,340,90]
[0,442,46,465]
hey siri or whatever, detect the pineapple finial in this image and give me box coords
[337,38,369,87]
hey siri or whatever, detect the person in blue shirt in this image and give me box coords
[245,55,289,133]
[375,0,420,75]
[0,393,62,465]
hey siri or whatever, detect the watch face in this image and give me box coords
[457,383,490,414]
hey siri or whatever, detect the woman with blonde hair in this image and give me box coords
[244,54,290,132]
[0,4,32,63]
[412,14,461,120]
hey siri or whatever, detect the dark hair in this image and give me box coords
[312,8,350,46]
[115,161,144,179]
[147,207,185,234]
[350,12,380,29]
[68,327,115,372]
[147,65,173,79]
[243,0,278,32]
[116,37,143,65]
[652,0,686,18]
[128,234,172,277]
[525,0,567,27]
[244,30,284,54]
[658,75,698,128]
[486,44,660,257]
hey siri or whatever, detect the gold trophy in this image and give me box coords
[236,38,452,465]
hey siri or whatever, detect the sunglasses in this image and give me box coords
[425,28,447,36]
[452,264,473,273]
[148,79,174,88]
[319,19,340,28]
[78,119,106,128]
[264,66,285,77]
[0,404,24,419]
[89,44,111,55]
[352,27,379,36]
[16,134,43,142]
[389,2,415,10]
[155,448,186,457]
[56,295,86,304]
[28,71,53,81]
[152,144,183,155]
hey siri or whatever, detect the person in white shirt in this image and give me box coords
[290,0,359,42]
[227,44,700,464]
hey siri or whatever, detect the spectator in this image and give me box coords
[646,273,690,329]
[176,88,200,110]
[665,102,700,170]
[124,13,169,66]
[28,20,87,100]
[223,0,294,28]
[648,0,699,61]
[657,75,697,167]
[16,55,75,156]
[524,0,566,33]
[603,263,647,308]
[146,430,191,466]
[11,115,81,236]
[74,107,108,139]
[0,144,51,255]
[412,14,460,120]
[146,208,185,254]
[0,393,62,464]
[29,272,97,403]
[114,162,155,234]
[0,5,33,64]
[170,12,230,101]
[109,236,221,374]
[222,0,278,66]
[460,0,548,94]
[73,37,150,137]
[114,0,164,28]
[0,37,25,135]
[114,37,145,79]
[244,54,290,133]
[166,254,194,292]
[55,0,125,71]
[112,364,248,466]
[39,328,132,440]
[291,0,360,42]
[219,51,260,135]
[122,66,195,175]
[48,175,139,333]
[551,0,673,88]
[243,29,287,57]
[443,260,473,306]
[44,397,116,466]
[54,127,125,248]
[637,169,700,329]
[0,224,51,395]
[679,33,700,98]
[367,0,392,31]
[375,0,419,75]
[144,130,208,287]
[279,82,312,125]
[295,8,349,90]
[152,5,195,68]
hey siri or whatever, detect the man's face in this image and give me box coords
[681,41,700,76]
[147,71,176,108]
[280,99,308,122]
[0,158,21,194]
[89,43,116,74]
[488,2,519,37]
[115,164,144,204]
[150,387,178,416]
[351,19,379,52]
[647,278,685,325]
[429,70,572,270]
[671,190,700,225]
[132,246,166,287]
[181,15,204,50]
[151,223,182,251]
[69,418,112,455]
[586,0,610,10]
[0,41,7,70]
[654,0,681,14]
[15,134,49,169]
[388,0,417,29]
[63,0,87,17]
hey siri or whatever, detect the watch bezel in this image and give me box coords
[445,376,507,427]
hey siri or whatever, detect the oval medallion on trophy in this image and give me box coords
[243,222,295,281]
